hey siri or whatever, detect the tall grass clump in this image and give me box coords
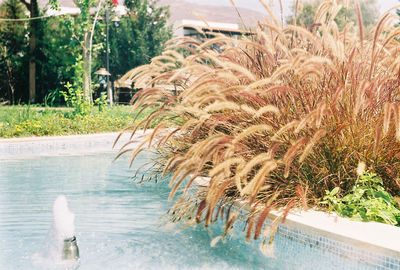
[118,0,400,246]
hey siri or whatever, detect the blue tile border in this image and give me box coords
[275,222,400,269]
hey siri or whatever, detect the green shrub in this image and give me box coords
[322,172,400,226]
[60,82,91,115]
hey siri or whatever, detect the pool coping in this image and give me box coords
[1,133,400,262]
[0,131,153,158]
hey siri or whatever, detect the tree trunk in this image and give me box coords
[28,0,38,103]
[28,34,36,103]
[83,31,91,103]
[3,48,15,104]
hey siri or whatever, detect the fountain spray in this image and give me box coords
[53,195,80,261]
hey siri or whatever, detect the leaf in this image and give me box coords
[330,187,340,196]
[373,191,392,204]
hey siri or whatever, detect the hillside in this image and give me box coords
[158,0,267,27]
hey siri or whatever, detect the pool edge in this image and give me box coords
[0,130,153,158]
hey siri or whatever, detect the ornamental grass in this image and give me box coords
[118,0,400,246]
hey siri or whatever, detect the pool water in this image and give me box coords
[0,152,372,270]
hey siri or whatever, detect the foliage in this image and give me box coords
[119,0,400,246]
[37,15,84,105]
[287,0,378,32]
[0,0,85,105]
[0,105,157,138]
[0,0,29,103]
[94,92,109,111]
[96,0,173,83]
[0,0,82,105]
[322,172,400,226]
[39,8,102,107]
[60,81,91,115]
[0,0,172,105]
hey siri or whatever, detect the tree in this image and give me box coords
[287,0,378,32]
[0,0,29,103]
[97,0,173,86]
[48,0,108,105]
[0,0,172,105]
[36,15,83,105]
[18,0,39,103]
[71,0,98,103]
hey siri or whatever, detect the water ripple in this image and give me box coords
[0,152,272,270]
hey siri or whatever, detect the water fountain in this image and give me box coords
[53,195,80,261]
[32,195,79,269]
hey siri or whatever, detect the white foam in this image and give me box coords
[32,195,78,267]
[53,195,75,239]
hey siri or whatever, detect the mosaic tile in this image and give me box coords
[272,221,400,269]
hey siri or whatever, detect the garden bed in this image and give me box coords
[0,105,153,138]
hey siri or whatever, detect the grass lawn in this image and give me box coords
[0,105,151,138]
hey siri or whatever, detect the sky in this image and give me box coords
[187,0,399,17]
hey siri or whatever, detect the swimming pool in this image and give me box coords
[0,150,395,269]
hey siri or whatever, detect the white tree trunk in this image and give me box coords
[83,31,91,103]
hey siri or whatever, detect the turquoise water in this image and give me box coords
[0,152,372,269]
